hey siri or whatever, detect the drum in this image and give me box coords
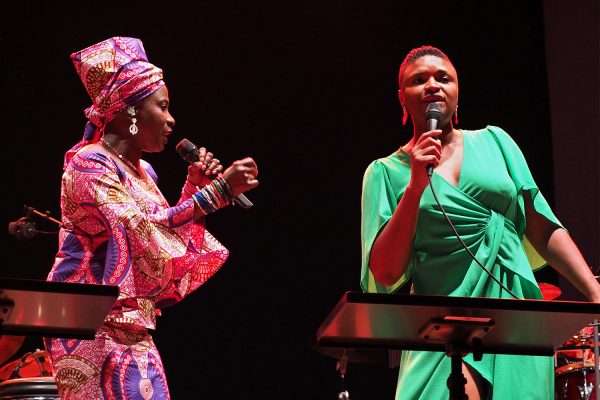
[580,326,596,340]
[555,362,596,400]
[556,326,597,370]
[0,350,52,382]
[0,377,59,399]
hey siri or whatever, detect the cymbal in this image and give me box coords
[0,335,25,365]
[315,346,389,364]
[539,282,561,300]
[557,335,595,351]
[555,361,597,375]
[557,344,594,351]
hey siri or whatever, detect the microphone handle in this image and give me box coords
[208,173,253,209]
[180,141,254,209]
[426,119,439,177]
[231,191,253,209]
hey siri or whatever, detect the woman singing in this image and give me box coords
[45,37,259,399]
[360,45,600,399]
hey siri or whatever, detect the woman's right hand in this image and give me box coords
[186,147,223,188]
[408,129,442,190]
[222,157,259,197]
[370,131,442,285]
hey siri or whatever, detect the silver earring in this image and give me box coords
[402,105,408,126]
[127,106,138,135]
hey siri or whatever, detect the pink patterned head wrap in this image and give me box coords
[64,37,165,168]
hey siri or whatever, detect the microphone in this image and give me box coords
[176,139,253,209]
[425,102,443,177]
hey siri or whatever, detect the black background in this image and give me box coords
[1,1,597,399]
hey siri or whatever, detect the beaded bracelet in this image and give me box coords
[192,190,215,214]
[209,183,227,207]
[210,181,226,202]
[203,186,220,210]
[212,176,233,200]
[190,176,233,215]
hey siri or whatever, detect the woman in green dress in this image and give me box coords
[360,46,600,400]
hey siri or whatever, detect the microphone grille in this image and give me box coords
[424,102,443,121]
[175,139,199,163]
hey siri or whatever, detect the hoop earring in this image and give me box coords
[127,106,138,135]
[453,105,459,125]
[402,105,408,126]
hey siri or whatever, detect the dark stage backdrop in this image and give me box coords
[544,1,600,299]
[1,1,596,399]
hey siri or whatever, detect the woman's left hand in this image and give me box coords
[186,147,224,187]
[222,157,259,196]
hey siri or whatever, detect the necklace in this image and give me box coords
[101,139,141,176]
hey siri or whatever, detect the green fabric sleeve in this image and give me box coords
[487,126,564,271]
[360,158,412,293]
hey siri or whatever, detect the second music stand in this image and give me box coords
[317,292,600,399]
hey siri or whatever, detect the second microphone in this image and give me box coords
[176,138,254,209]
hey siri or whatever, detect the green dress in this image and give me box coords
[361,126,561,399]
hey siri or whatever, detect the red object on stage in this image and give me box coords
[539,283,561,300]
[0,353,51,382]
[0,336,24,367]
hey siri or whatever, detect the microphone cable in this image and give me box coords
[427,175,520,299]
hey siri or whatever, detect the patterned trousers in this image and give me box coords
[45,323,170,399]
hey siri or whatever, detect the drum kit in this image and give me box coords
[540,282,600,400]
[555,323,599,400]
[0,335,58,399]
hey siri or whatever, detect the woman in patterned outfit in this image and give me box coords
[44,37,259,400]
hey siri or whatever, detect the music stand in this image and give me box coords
[0,278,119,339]
[317,292,600,399]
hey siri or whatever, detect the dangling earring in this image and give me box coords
[127,106,138,135]
[402,105,408,126]
[453,105,459,125]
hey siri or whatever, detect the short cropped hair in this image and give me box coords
[398,46,451,88]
